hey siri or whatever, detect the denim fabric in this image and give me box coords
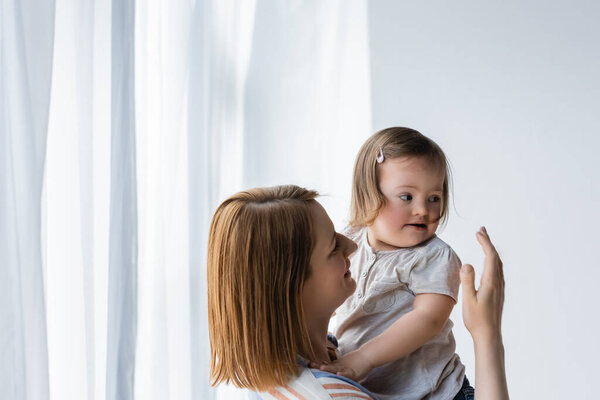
[452,376,475,400]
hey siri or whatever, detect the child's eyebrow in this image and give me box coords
[395,185,418,190]
[394,185,443,192]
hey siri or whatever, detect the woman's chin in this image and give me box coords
[346,278,357,296]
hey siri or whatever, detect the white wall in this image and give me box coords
[368,1,600,398]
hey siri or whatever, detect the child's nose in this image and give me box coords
[413,201,428,216]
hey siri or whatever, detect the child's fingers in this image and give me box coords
[319,364,358,380]
[460,264,477,301]
[319,364,343,374]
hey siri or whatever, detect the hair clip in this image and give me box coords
[376,148,385,164]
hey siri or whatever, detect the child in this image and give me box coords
[323,127,472,399]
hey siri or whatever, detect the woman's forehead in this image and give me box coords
[310,201,335,243]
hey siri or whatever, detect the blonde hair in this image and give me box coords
[350,127,451,229]
[207,185,319,392]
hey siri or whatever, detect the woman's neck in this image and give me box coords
[304,313,332,364]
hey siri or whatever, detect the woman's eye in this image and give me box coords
[331,242,340,255]
[428,196,441,203]
[399,194,412,201]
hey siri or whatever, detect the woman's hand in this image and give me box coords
[460,227,509,400]
[460,226,504,342]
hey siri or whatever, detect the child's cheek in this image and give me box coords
[391,206,410,228]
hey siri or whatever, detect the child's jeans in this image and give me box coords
[452,376,475,400]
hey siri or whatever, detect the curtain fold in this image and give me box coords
[106,0,138,399]
[45,2,97,400]
[134,0,192,398]
[189,2,257,398]
[188,1,214,398]
[44,0,112,398]
[0,0,55,398]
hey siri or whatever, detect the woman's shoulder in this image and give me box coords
[310,369,378,399]
[250,365,377,399]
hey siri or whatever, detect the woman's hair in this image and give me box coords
[350,127,452,229]
[208,185,319,392]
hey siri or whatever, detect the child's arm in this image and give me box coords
[318,293,455,381]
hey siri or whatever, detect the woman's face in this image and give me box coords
[302,201,357,318]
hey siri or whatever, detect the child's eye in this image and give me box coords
[399,194,412,201]
[428,195,441,203]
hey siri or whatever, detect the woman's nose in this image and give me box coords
[341,234,358,256]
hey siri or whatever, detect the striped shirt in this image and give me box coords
[249,367,378,400]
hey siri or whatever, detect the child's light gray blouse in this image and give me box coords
[335,227,464,400]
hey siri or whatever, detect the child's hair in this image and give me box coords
[350,127,451,229]
[207,185,319,392]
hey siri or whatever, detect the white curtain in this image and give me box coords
[44,0,102,399]
[107,0,138,399]
[44,0,138,397]
[1,0,371,399]
[0,0,55,399]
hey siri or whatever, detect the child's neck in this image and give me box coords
[366,227,434,251]
[366,228,398,250]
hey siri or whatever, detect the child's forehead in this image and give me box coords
[379,157,445,188]
[381,156,444,175]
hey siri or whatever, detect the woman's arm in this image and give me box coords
[460,227,509,400]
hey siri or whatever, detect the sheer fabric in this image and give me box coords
[1,1,370,399]
[0,0,55,398]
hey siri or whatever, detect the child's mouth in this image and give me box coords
[406,223,427,230]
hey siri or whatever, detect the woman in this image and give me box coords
[208,185,508,399]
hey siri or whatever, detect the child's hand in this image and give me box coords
[460,226,505,342]
[311,349,374,382]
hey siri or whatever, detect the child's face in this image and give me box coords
[369,156,444,249]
